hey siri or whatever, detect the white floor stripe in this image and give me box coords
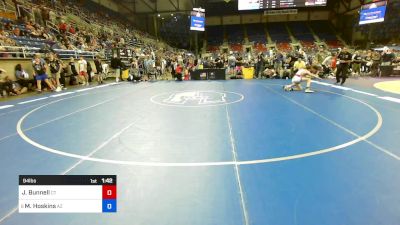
[0,208,17,224]
[18,97,48,105]
[225,104,250,225]
[378,96,400,103]
[331,85,352,90]
[23,98,118,132]
[61,121,137,174]
[350,89,378,97]
[0,105,14,110]
[312,81,332,86]
[312,80,400,101]
[50,92,74,97]
[75,87,94,92]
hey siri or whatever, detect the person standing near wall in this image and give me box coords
[48,53,62,91]
[32,53,58,93]
[335,47,352,85]
[77,56,88,86]
[94,56,103,84]
[352,51,362,77]
[110,54,122,82]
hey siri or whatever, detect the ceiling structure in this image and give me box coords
[93,0,365,33]
[104,0,365,17]
[110,0,206,15]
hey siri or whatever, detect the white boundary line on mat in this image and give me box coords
[16,89,385,167]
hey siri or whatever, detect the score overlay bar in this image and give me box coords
[19,175,117,213]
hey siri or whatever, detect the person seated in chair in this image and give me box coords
[15,64,35,91]
[128,63,141,82]
[262,66,277,79]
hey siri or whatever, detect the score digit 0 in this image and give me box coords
[102,185,117,199]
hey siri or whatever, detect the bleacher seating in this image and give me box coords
[288,22,314,42]
[207,45,219,52]
[204,21,346,53]
[247,23,267,44]
[267,23,291,43]
[225,25,244,44]
[207,26,224,46]
[325,40,343,49]
[310,21,337,41]
[276,42,292,52]
[10,36,54,49]
[253,43,268,53]
[230,43,243,52]
[300,41,317,50]
[309,21,344,48]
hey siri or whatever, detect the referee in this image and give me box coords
[335,47,352,85]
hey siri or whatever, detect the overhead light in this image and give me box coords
[171,13,174,16]
[157,14,160,17]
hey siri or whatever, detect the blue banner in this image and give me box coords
[359,5,387,25]
[190,16,205,31]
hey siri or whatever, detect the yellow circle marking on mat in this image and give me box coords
[374,80,400,94]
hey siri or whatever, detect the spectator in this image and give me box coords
[335,47,352,85]
[110,53,122,82]
[68,25,75,34]
[228,53,236,75]
[68,57,78,85]
[32,53,57,93]
[362,50,372,74]
[273,51,283,75]
[262,66,277,79]
[94,56,103,84]
[175,63,183,81]
[25,21,34,31]
[58,20,67,33]
[293,57,306,71]
[281,55,292,79]
[381,47,395,66]
[15,64,35,90]
[12,27,21,36]
[0,68,16,97]
[48,53,62,91]
[371,51,381,77]
[352,51,362,76]
[77,56,88,86]
[254,52,264,79]
[87,60,93,83]
[4,21,12,31]
[4,75,27,95]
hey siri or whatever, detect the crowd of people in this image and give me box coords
[1,44,399,97]
[198,46,400,84]
[0,0,193,97]
[0,0,172,56]
[0,50,194,97]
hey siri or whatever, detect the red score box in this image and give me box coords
[102,185,117,199]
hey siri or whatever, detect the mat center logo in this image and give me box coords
[163,91,226,105]
[151,90,244,107]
